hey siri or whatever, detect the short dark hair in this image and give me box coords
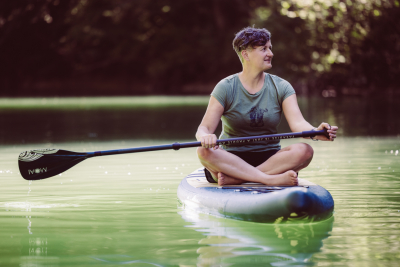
[232,26,271,62]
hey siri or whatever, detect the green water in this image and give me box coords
[1,97,400,266]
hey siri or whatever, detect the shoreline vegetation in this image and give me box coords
[1,93,400,109]
[0,94,399,110]
[0,96,210,109]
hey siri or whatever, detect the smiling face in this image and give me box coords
[242,41,273,71]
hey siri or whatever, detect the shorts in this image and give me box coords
[204,149,280,183]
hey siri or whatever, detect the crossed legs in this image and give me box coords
[197,143,314,186]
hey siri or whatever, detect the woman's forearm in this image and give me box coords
[289,120,315,133]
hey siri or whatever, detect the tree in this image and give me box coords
[0,0,399,96]
[264,0,400,96]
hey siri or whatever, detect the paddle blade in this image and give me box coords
[18,149,89,180]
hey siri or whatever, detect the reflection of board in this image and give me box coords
[177,168,334,223]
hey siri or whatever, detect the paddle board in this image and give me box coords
[177,168,334,223]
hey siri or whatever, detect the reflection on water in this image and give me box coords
[0,97,400,266]
[26,216,32,235]
[180,208,333,266]
[0,137,399,266]
[90,255,164,266]
[0,103,208,143]
[27,237,48,256]
[0,96,400,144]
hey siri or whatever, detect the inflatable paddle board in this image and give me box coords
[177,168,334,223]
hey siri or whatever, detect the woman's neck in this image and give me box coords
[238,68,265,94]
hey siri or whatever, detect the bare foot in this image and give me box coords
[218,172,244,186]
[263,170,298,186]
[217,170,298,186]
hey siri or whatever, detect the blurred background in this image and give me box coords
[1,0,399,97]
[1,0,399,144]
[1,2,400,266]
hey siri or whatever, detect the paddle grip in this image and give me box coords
[301,128,330,139]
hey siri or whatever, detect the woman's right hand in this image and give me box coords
[200,134,218,149]
[196,96,224,150]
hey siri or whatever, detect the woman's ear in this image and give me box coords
[241,50,249,61]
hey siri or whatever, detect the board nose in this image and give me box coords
[285,189,312,213]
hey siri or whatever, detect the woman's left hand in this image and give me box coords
[315,122,338,141]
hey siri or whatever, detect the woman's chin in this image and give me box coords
[263,64,272,71]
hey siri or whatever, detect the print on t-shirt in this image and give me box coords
[249,106,268,127]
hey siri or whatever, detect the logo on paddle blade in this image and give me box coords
[28,168,47,175]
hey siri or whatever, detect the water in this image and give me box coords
[1,96,400,266]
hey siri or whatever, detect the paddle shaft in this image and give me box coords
[87,129,327,157]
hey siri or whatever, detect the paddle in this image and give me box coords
[18,129,329,180]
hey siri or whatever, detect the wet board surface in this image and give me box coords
[177,168,334,223]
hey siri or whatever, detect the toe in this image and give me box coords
[217,172,224,186]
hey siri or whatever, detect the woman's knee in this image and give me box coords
[290,143,314,161]
[296,143,314,160]
[197,147,223,164]
[197,147,212,160]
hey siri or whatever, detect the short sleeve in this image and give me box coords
[278,80,296,103]
[211,80,228,109]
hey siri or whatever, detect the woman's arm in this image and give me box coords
[282,94,337,141]
[196,96,224,149]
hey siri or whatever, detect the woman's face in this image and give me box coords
[243,40,273,71]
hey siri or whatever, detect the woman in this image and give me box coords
[196,26,338,186]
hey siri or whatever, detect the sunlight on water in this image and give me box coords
[1,97,400,266]
[0,137,399,266]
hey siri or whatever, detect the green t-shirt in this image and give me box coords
[211,73,296,152]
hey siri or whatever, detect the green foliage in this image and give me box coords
[0,0,398,96]
[270,0,400,95]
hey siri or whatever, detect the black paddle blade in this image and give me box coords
[18,149,89,180]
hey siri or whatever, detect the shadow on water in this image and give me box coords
[0,96,400,145]
[179,208,334,266]
[296,96,400,137]
[0,105,208,144]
